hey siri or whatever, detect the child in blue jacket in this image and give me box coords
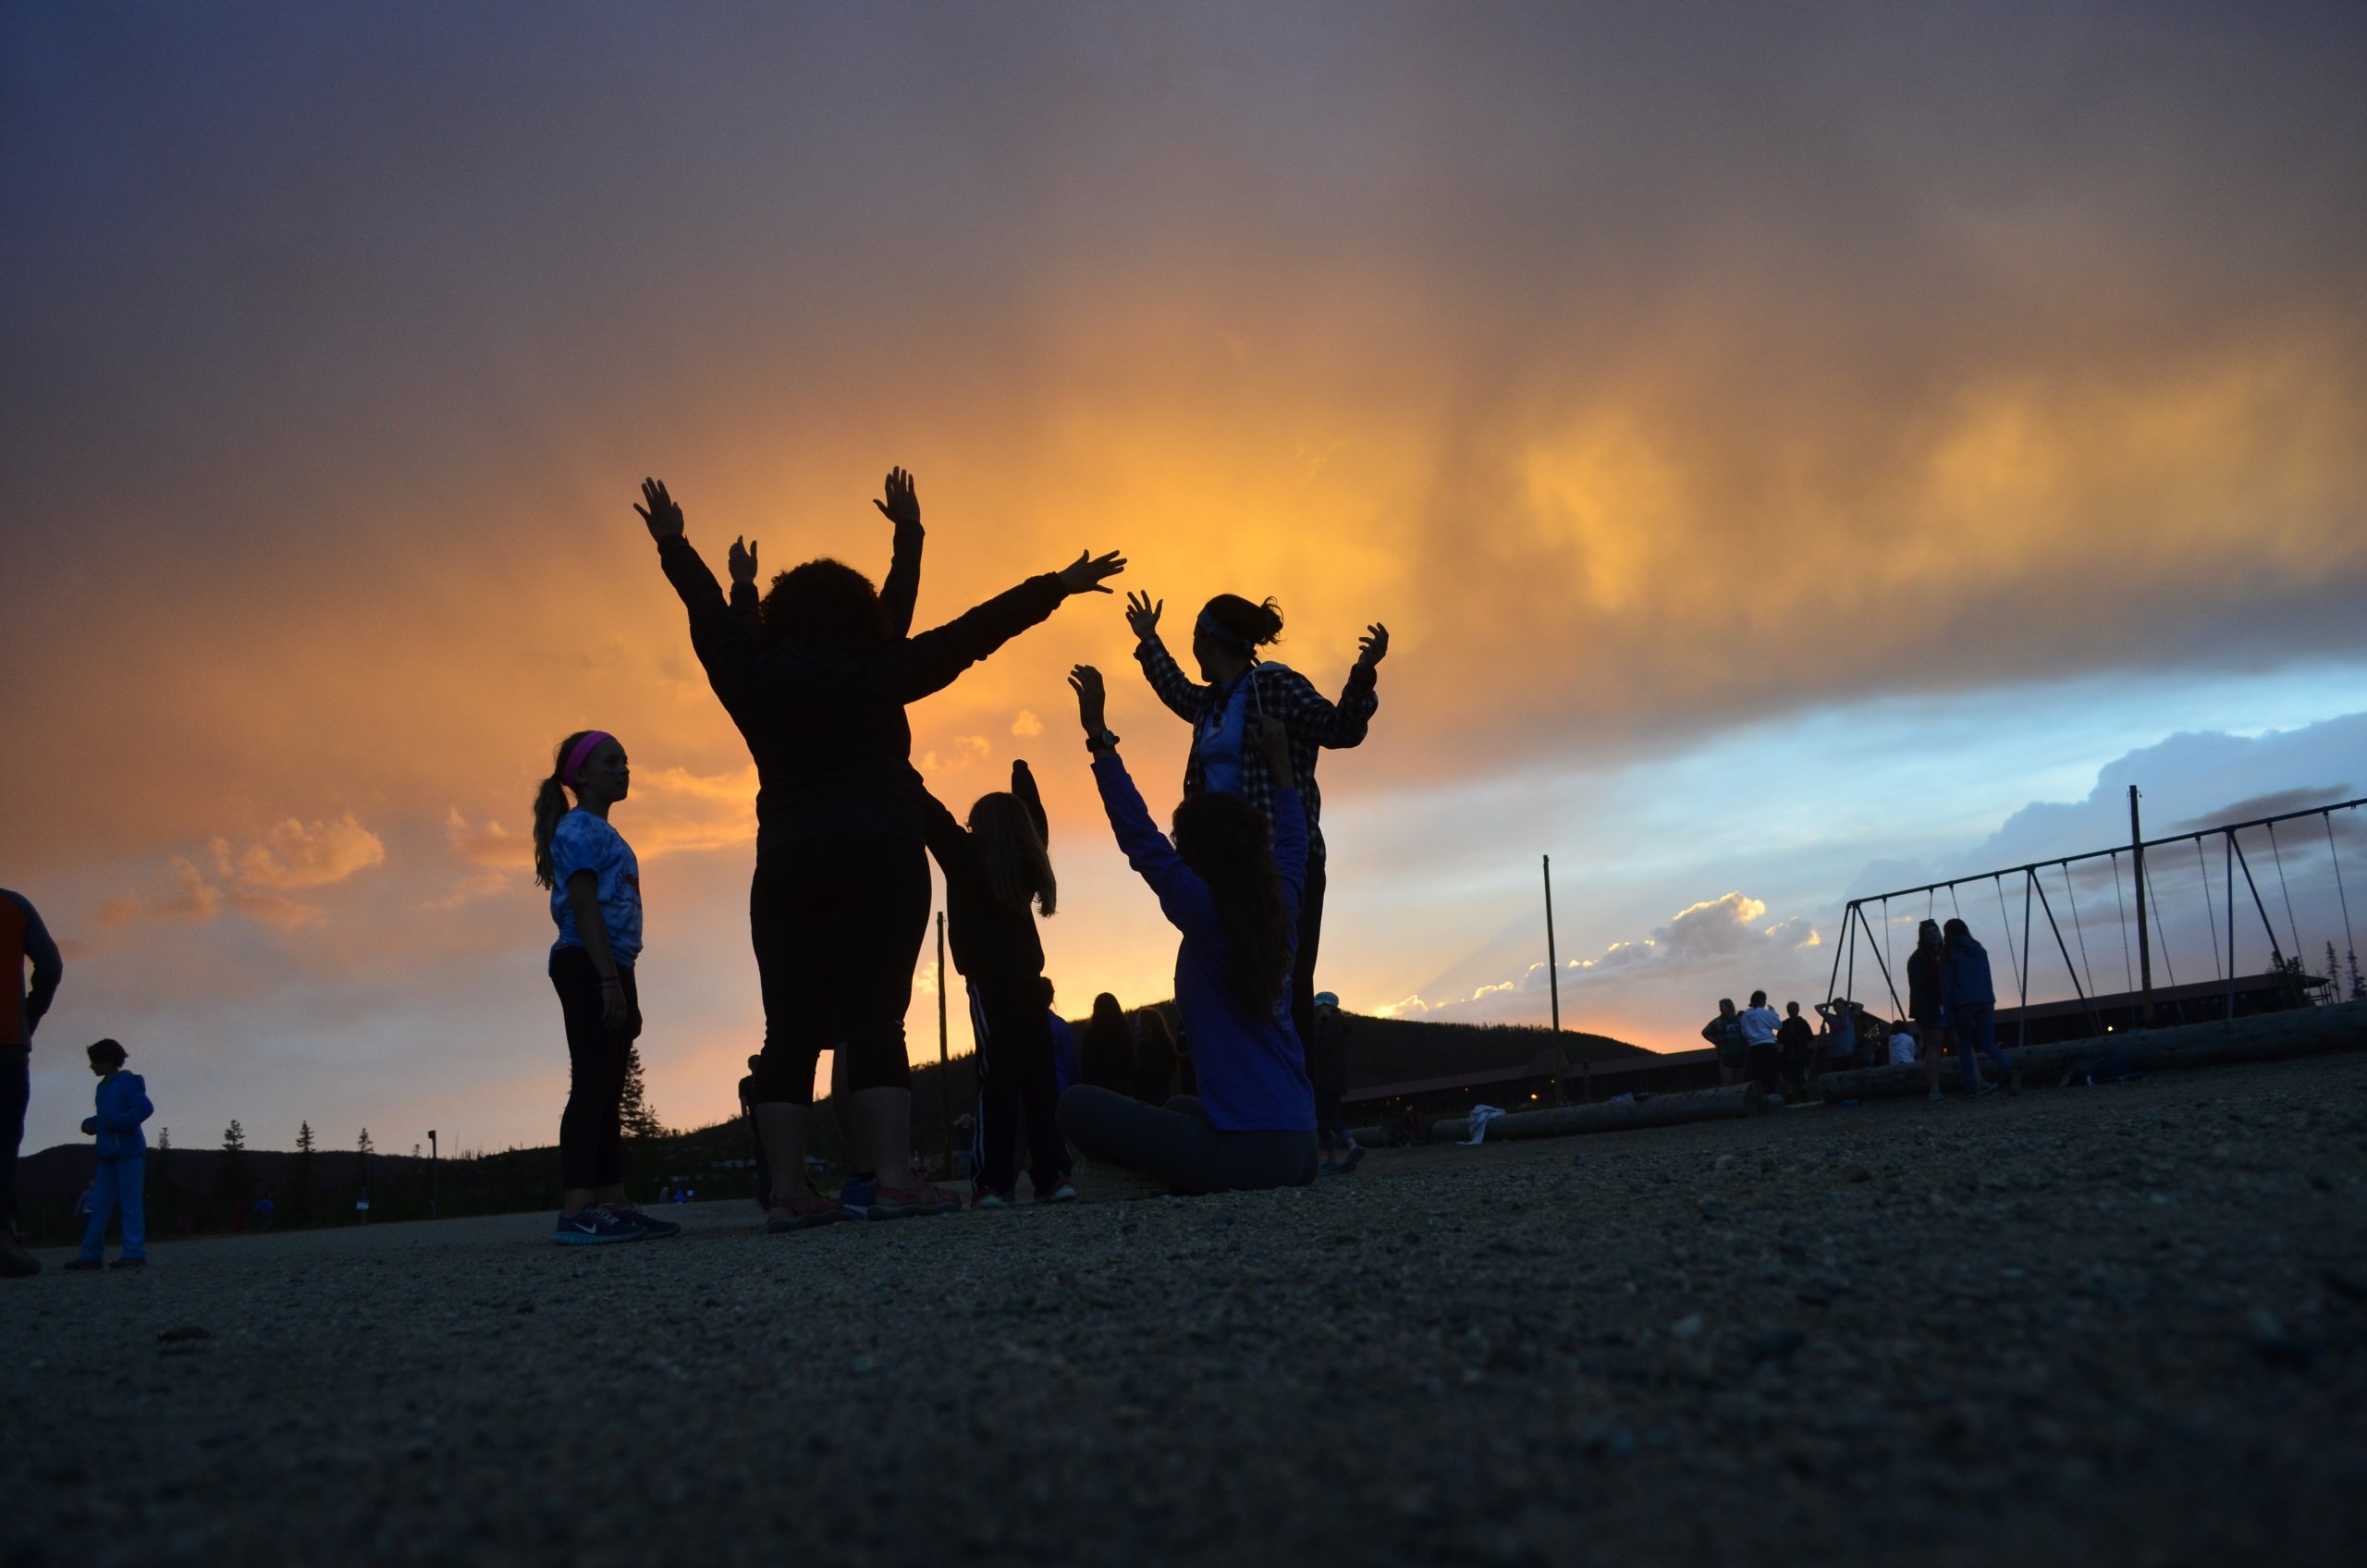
[67,1038,151,1270]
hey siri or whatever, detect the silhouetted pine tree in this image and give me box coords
[619,1045,665,1139]
[214,1120,251,1216]
[289,1121,317,1227]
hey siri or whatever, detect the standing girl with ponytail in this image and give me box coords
[533,730,679,1245]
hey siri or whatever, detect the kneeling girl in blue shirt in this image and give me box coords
[1057,667,1317,1194]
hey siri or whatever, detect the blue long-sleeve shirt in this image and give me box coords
[86,1071,153,1160]
[1090,750,1313,1133]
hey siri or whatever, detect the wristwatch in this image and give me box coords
[1084,728,1121,753]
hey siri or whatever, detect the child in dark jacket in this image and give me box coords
[67,1038,151,1270]
[923,760,1075,1207]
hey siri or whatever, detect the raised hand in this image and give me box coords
[635,478,685,541]
[729,535,761,586]
[1057,549,1127,595]
[1256,714,1294,789]
[1355,621,1391,670]
[1124,590,1164,642]
[873,466,921,531]
[1068,664,1108,735]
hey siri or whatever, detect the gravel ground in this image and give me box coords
[5,1052,2365,1568]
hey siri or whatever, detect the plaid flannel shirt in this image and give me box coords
[1133,636,1380,856]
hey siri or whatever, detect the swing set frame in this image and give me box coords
[1827,793,2363,1048]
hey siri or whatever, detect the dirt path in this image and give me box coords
[5,1053,2364,1566]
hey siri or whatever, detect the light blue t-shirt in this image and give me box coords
[549,810,643,963]
[1198,674,1253,795]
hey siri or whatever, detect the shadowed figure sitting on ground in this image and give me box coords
[1056,666,1317,1195]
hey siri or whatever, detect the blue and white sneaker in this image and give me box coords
[553,1207,644,1245]
[837,1175,878,1219]
[608,1206,680,1240]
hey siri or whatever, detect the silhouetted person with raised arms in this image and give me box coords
[1123,589,1386,1064]
[640,470,1122,1229]
[2,886,63,1279]
[1057,666,1318,1195]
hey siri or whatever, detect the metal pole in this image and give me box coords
[2226,833,2237,1023]
[2019,872,2033,1049]
[2130,786,2153,1024]
[1542,856,1571,1106]
[427,1130,437,1219]
[936,911,952,1174]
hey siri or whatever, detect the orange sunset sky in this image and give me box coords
[5,4,2364,1158]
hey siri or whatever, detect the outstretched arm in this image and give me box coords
[888,548,1126,703]
[642,479,768,698]
[1259,646,1382,751]
[873,466,924,639]
[1073,664,1216,937]
[1012,759,1048,848]
[1126,592,1209,722]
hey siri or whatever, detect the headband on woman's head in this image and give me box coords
[563,731,613,786]
[1195,610,1256,654]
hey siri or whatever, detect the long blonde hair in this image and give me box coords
[966,791,1055,917]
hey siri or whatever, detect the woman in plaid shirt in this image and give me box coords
[1123,589,1388,1054]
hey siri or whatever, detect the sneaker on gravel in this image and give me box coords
[1037,1180,1079,1204]
[609,1206,680,1240]
[1336,1145,1366,1174]
[0,1240,40,1278]
[108,1256,146,1269]
[553,1207,644,1245]
[63,1257,104,1272]
[836,1176,878,1219]
[861,1182,960,1220]
[1927,1086,1944,1102]
[974,1191,1010,1210]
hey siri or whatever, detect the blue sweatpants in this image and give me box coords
[1953,1005,2015,1094]
[80,1155,145,1262]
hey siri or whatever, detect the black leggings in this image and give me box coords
[970,977,1066,1195]
[747,833,932,1105]
[551,947,642,1191]
[1288,851,1328,1069]
[1,1045,27,1231]
[1058,1087,1317,1195]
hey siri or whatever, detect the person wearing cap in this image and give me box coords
[2,886,64,1279]
[1306,991,1363,1173]
[1122,589,1388,1068]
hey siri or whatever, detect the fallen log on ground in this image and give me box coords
[1818,999,2367,1103]
[1424,1084,1764,1145]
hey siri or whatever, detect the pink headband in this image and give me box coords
[563,731,613,786]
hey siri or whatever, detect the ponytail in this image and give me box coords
[532,730,596,890]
